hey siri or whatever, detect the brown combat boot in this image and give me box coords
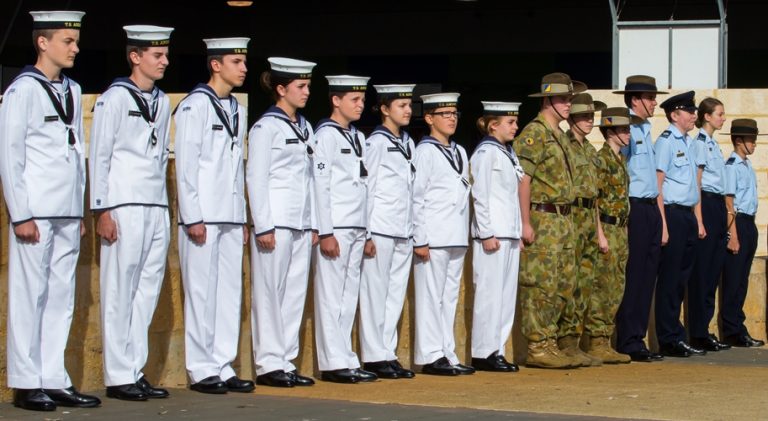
[587,336,631,364]
[558,335,601,367]
[526,339,575,369]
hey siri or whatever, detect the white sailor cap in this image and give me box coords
[123,25,174,47]
[30,11,85,30]
[203,37,249,55]
[373,84,416,100]
[421,92,460,110]
[481,101,522,116]
[326,75,370,93]
[267,57,316,79]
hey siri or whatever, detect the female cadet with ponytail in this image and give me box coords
[246,57,318,388]
[468,101,523,373]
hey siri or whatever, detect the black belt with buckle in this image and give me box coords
[599,213,627,227]
[701,191,725,200]
[736,212,755,221]
[572,197,596,209]
[629,197,657,205]
[532,203,571,216]
[665,203,693,212]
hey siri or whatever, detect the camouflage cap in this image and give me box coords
[528,72,587,98]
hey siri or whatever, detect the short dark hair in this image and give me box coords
[126,45,150,69]
[624,93,640,109]
[206,55,224,76]
[32,29,56,54]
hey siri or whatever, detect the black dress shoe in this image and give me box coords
[422,357,459,376]
[287,370,315,386]
[225,376,255,393]
[724,334,765,348]
[472,352,518,372]
[709,334,731,350]
[627,349,653,362]
[43,386,101,408]
[137,376,169,398]
[106,384,149,401]
[389,360,415,378]
[353,368,378,382]
[256,370,295,388]
[190,375,228,394]
[320,368,359,383]
[659,341,692,357]
[453,363,476,375]
[363,361,399,379]
[690,335,726,352]
[13,389,56,411]
[682,342,707,356]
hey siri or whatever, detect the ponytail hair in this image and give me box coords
[260,71,295,102]
[476,115,498,135]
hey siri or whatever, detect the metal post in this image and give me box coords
[608,0,619,89]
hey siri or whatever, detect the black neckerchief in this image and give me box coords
[187,83,240,149]
[372,125,415,173]
[262,105,313,155]
[476,136,520,167]
[110,77,161,146]
[421,136,463,175]
[316,119,368,177]
[15,65,75,145]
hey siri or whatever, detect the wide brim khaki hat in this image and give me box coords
[721,118,768,136]
[595,107,644,127]
[529,72,587,97]
[612,75,669,94]
[570,93,607,115]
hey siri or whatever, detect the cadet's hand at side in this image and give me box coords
[256,232,276,250]
[242,225,249,245]
[96,211,118,244]
[522,223,535,245]
[187,223,206,245]
[320,235,340,258]
[364,239,376,257]
[14,220,40,243]
[414,245,430,261]
[482,237,500,252]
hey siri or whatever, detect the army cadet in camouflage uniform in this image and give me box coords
[585,107,639,364]
[513,73,585,369]
[557,93,606,367]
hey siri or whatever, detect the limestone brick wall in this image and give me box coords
[0,91,765,401]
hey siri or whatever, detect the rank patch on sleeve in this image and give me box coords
[525,137,534,146]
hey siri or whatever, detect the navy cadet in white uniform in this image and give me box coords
[247,57,318,388]
[653,91,707,358]
[174,37,254,394]
[359,84,417,380]
[469,101,523,373]
[722,119,766,348]
[0,10,100,412]
[90,25,173,401]
[688,98,731,352]
[412,92,475,376]
[313,75,377,384]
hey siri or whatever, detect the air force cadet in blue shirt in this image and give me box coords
[653,90,707,358]
[612,75,666,362]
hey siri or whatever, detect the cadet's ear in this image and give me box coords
[424,112,434,126]
[275,84,288,98]
[209,58,222,73]
[129,50,142,66]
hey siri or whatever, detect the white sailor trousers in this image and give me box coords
[413,247,466,365]
[250,228,311,375]
[7,219,80,389]
[179,224,244,383]
[100,206,170,386]
[471,239,520,358]
[359,234,413,362]
[313,228,366,371]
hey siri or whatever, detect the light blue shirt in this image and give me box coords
[622,109,659,198]
[724,152,758,216]
[655,124,702,207]
[694,128,727,194]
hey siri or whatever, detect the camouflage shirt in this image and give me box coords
[567,130,599,200]
[596,143,629,218]
[513,113,574,205]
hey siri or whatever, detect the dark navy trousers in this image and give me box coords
[616,200,662,353]
[721,214,758,338]
[688,193,728,339]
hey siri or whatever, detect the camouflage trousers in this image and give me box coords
[584,221,628,337]
[519,209,575,342]
[558,206,597,338]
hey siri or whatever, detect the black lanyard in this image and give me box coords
[272,115,313,155]
[328,124,367,177]
[196,86,240,150]
[115,81,160,146]
[430,141,463,175]
[32,78,76,146]
[374,127,415,173]
[477,138,519,167]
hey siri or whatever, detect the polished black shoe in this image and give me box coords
[353,368,378,382]
[422,357,459,376]
[190,375,228,394]
[724,333,765,348]
[256,370,295,388]
[137,376,169,398]
[13,389,56,411]
[453,363,476,375]
[106,383,149,401]
[363,361,399,379]
[389,360,415,378]
[709,334,731,350]
[472,352,518,372]
[627,349,653,362]
[43,386,101,408]
[320,368,360,384]
[690,335,727,352]
[225,376,255,393]
[683,342,707,356]
[287,370,315,386]
[659,341,693,357]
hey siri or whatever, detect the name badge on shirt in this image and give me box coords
[387,147,400,152]
[212,124,224,131]
[636,140,643,145]
[128,110,143,117]
[285,138,299,145]
[341,148,352,154]
[44,115,58,122]
[676,151,685,158]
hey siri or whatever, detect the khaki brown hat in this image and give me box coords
[721,118,768,137]
[612,75,668,94]
[528,72,587,98]
[569,93,607,115]
[597,107,644,127]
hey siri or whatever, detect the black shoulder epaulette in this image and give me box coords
[697,133,706,141]
[660,130,671,138]
[726,157,736,165]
